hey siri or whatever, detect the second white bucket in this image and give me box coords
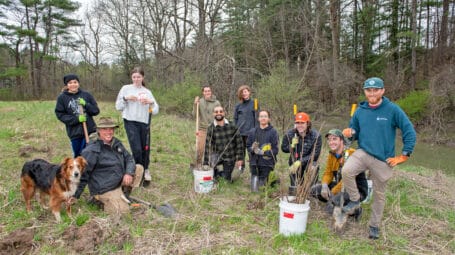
[193,169,214,193]
[279,196,310,236]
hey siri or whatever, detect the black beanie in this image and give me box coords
[63,74,80,85]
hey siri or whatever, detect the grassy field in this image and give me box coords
[0,101,454,254]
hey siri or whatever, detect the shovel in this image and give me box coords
[142,106,153,187]
[189,101,200,171]
[128,195,177,218]
[332,188,348,232]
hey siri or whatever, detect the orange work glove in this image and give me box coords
[342,128,355,138]
[386,155,409,167]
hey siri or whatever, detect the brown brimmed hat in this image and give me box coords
[97,117,119,128]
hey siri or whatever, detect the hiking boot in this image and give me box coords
[351,207,363,222]
[369,226,380,239]
[342,199,360,214]
[144,169,151,181]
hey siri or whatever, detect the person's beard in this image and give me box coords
[215,115,224,121]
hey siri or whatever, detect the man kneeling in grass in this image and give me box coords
[69,117,143,215]
[203,106,244,182]
[311,129,367,220]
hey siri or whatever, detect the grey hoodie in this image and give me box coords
[192,96,221,131]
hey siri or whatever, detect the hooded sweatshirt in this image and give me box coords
[192,95,221,131]
[350,96,416,162]
[246,125,279,167]
[55,89,99,140]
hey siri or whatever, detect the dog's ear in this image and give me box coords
[75,156,87,172]
[61,157,73,169]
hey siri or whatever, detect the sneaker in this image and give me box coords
[369,226,380,239]
[144,169,151,181]
[342,200,360,214]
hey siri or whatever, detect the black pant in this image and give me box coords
[250,165,273,179]
[214,161,235,181]
[241,135,248,168]
[124,119,150,170]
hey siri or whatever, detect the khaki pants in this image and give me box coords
[196,129,207,168]
[342,149,394,228]
[95,164,144,215]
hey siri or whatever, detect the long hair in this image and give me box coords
[131,66,146,87]
[237,85,251,101]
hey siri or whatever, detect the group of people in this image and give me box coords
[55,72,416,240]
[194,78,416,240]
[55,67,159,214]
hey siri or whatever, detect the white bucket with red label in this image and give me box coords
[279,196,310,236]
[193,169,214,193]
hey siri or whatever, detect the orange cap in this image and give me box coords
[295,112,310,123]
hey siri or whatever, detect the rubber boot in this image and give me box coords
[251,175,259,192]
[258,177,267,190]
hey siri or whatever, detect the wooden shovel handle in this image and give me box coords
[78,104,90,143]
[195,101,199,134]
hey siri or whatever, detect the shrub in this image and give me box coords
[396,90,430,124]
[153,73,202,116]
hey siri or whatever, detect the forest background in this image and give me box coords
[0,0,454,143]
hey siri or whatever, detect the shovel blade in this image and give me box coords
[333,206,348,232]
[156,202,177,218]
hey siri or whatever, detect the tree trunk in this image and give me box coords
[410,0,417,90]
[330,0,340,81]
[279,4,289,67]
[439,0,449,62]
[390,0,399,67]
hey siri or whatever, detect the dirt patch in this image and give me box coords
[61,218,131,253]
[0,228,34,255]
[18,145,51,158]
[246,200,265,210]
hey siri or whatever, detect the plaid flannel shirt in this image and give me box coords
[203,119,244,165]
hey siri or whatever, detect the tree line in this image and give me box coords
[0,0,453,141]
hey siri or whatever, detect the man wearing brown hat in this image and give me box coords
[70,117,143,215]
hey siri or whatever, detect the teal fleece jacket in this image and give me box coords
[350,97,416,162]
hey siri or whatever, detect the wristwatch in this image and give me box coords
[402,151,411,157]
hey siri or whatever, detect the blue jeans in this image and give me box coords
[71,137,86,157]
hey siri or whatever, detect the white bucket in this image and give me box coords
[279,196,310,236]
[193,169,214,193]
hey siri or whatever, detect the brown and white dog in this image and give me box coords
[20,157,86,222]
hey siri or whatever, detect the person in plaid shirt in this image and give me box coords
[203,106,244,182]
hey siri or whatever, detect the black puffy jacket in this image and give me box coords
[281,128,322,167]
